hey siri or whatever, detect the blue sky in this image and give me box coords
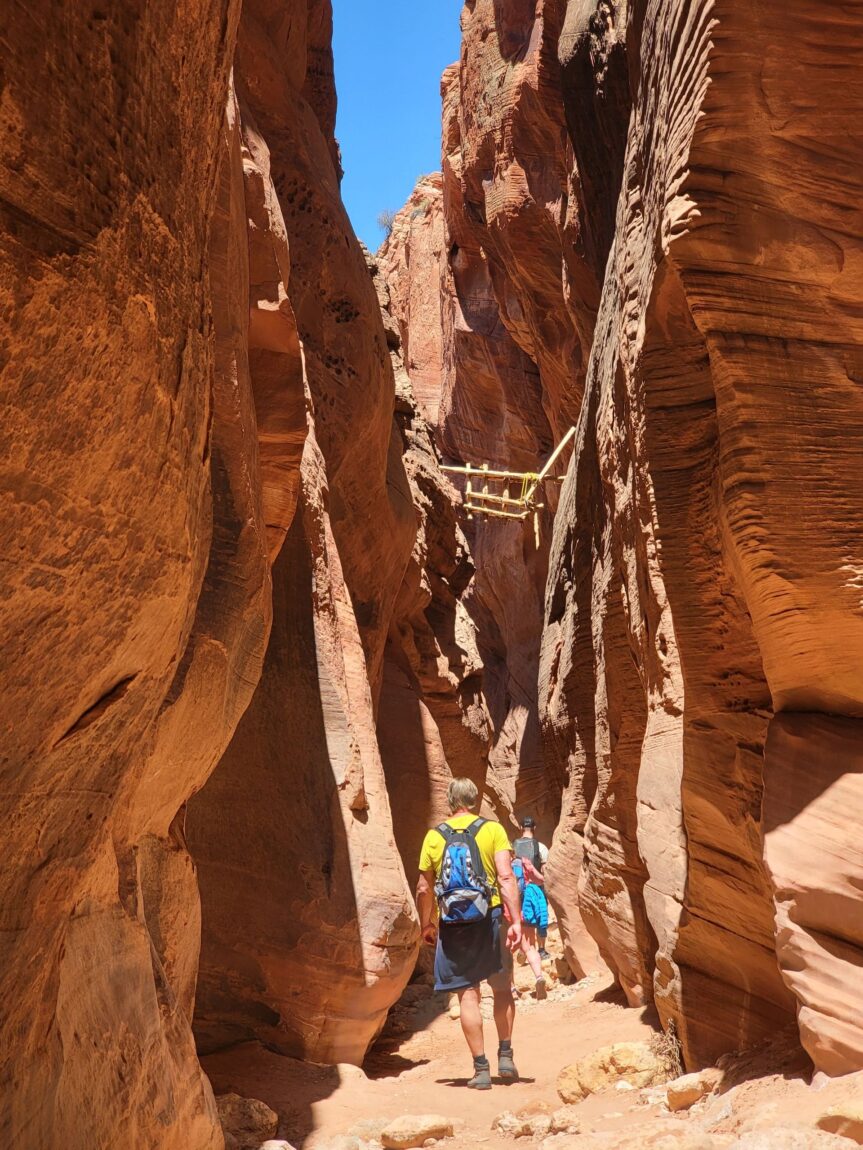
[332,0,463,250]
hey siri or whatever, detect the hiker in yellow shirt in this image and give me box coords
[416,777,522,1090]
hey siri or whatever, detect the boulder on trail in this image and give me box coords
[216,1093,279,1149]
[492,1107,554,1139]
[557,1041,669,1103]
[666,1067,724,1111]
[381,1114,454,1149]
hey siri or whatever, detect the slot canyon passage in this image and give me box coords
[5,0,863,1148]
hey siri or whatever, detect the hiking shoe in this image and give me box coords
[467,1062,492,1090]
[497,1047,519,1082]
[535,976,547,1001]
[538,948,550,959]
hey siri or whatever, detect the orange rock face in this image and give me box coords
[401,0,863,1077]
[187,0,420,1067]
[0,0,417,1141]
[538,0,863,1072]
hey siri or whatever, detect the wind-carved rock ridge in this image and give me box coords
[534,0,863,1075]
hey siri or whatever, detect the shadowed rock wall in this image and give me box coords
[0,0,302,1144]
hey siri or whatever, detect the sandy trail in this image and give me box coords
[204,930,675,1149]
[204,924,845,1150]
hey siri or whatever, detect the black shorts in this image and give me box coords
[433,907,512,992]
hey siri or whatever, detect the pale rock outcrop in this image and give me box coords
[379,175,447,424]
[556,1041,669,1103]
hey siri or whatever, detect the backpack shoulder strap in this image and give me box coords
[454,818,490,884]
[435,822,456,840]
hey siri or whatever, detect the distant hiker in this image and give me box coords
[416,778,523,1090]
[513,815,551,958]
[510,856,547,1000]
[513,815,549,871]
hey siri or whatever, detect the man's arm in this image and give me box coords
[494,848,522,949]
[416,867,438,945]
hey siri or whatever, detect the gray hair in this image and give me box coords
[447,777,479,813]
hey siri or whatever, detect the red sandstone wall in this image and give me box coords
[540,0,863,1073]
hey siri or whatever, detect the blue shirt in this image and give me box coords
[522,882,548,930]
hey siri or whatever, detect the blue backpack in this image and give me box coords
[434,818,493,925]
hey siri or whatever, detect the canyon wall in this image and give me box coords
[533,0,863,1074]
[0,0,421,1143]
[187,0,421,1067]
[4,0,863,1145]
[385,0,863,1078]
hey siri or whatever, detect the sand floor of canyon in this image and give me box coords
[203,926,830,1150]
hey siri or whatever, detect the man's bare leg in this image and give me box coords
[457,984,485,1056]
[458,983,492,1089]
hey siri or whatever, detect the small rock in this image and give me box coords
[557,1042,668,1103]
[492,1111,520,1135]
[380,1115,454,1150]
[259,1143,296,1150]
[817,1101,863,1144]
[666,1067,724,1112]
[216,1093,279,1150]
[337,1063,368,1083]
[519,1116,551,1139]
[550,1106,582,1135]
[492,1107,552,1139]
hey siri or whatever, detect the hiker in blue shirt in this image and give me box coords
[510,855,547,1000]
[513,816,551,958]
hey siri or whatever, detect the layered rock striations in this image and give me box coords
[0,0,419,1142]
[5,1,863,1145]
[387,0,863,1078]
[537,0,863,1074]
[0,1,269,1144]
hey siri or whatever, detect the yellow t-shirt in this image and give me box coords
[418,815,511,909]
